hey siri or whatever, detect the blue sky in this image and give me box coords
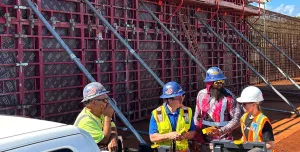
[252,0,300,17]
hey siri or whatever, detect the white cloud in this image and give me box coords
[273,4,295,16]
[251,3,272,10]
[296,13,300,17]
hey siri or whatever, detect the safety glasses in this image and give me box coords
[213,80,225,85]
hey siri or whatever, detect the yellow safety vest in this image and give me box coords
[152,105,192,151]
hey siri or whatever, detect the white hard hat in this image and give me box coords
[237,86,264,103]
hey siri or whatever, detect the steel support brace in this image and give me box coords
[139,1,206,73]
[25,0,146,144]
[223,18,300,92]
[195,13,300,115]
[139,0,236,98]
[246,21,300,71]
[83,0,164,87]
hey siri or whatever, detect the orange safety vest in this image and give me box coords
[240,112,275,152]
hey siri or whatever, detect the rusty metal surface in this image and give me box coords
[248,9,300,84]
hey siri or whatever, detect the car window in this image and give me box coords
[50,149,73,152]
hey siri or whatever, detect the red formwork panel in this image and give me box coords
[0,0,249,123]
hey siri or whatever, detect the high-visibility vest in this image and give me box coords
[240,112,275,152]
[152,105,192,151]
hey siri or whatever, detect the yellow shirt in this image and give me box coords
[74,108,116,143]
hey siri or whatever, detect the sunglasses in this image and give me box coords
[94,98,108,103]
[214,80,225,85]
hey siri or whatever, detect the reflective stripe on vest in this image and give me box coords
[153,105,192,151]
[200,96,229,127]
[156,106,163,122]
[240,112,269,142]
[254,113,265,141]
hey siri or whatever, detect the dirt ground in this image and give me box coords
[118,79,300,151]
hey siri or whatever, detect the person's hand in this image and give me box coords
[208,128,220,136]
[107,138,118,152]
[168,132,182,140]
[103,106,114,117]
[177,133,186,141]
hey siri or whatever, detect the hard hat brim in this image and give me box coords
[236,97,263,103]
[204,77,227,82]
[160,91,185,99]
[81,91,110,103]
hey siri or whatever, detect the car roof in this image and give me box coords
[0,115,84,151]
[0,115,66,139]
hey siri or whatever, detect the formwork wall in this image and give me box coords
[0,0,249,123]
[249,10,300,84]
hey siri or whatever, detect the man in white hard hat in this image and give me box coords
[74,82,118,151]
[237,86,275,151]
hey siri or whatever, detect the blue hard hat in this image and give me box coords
[81,82,110,102]
[204,67,227,82]
[160,81,185,99]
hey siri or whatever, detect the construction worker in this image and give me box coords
[237,86,275,151]
[74,82,118,152]
[193,67,241,152]
[149,81,196,152]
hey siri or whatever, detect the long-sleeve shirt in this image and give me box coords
[193,89,241,142]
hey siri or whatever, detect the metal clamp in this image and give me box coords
[16,62,28,73]
[95,60,105,64]
[94,32,104,41]
[17,104,31,109]
[124,59,133,63]
[49,17,60,29]
[155,26,160,37]
[14,34,28,38]
[143,26,149,35]
[125,90,133,94]
[29,15,36,29]
[104,26,108,33]
[4,13,11,27]
[87,20,92,32]
[113,23,119,30]
[13,5,27,10]
[69,19,76,31]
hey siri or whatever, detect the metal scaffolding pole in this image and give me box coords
[222,18,300,91]
[246,21,300,71]
[25,0,146,144]
[195,13,299,115]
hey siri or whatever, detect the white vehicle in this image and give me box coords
[0,115,100,152]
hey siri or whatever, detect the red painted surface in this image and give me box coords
[0,0,250,123]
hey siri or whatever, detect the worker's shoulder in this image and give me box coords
[197,89,208,96]
[77,114,99,126]
[152,105,164,112]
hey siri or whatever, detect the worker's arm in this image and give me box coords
[220,97,241,134]
[180,131,195,140]
[150,132,181,143]
[266,141,275,150]
[262,121,275,150]
[149,115,181,142]
[106,123,118,152]
[99,116,112,144]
